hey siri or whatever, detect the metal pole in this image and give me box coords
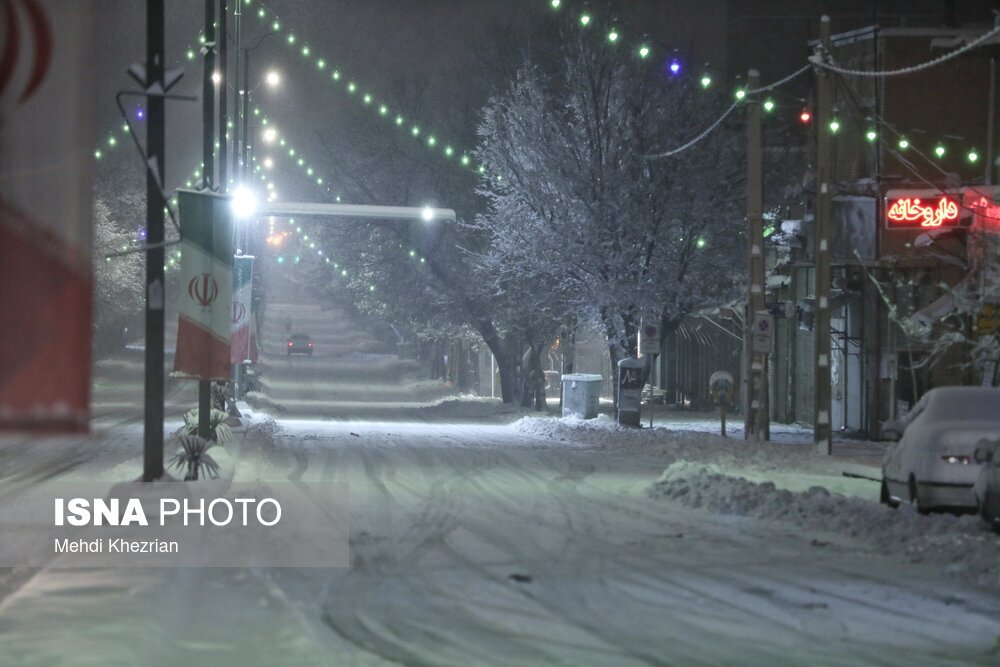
[218,0,227,191]
[242,48,250,183]
[232,1,242,186]
[746,69,769,443]
[815,16,834,454]
[230,0,241,399]
[143,0,166,481]
[198,0,215,439]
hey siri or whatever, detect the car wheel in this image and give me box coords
[881,479,899,509]
[910,476,930,515]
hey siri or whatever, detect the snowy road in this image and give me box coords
[1,302,998,665]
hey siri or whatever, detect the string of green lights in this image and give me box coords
[546,0,985,164]
[94,1,983,176]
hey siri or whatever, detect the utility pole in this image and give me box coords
[143,0,166,481]
[745,69,769,443]
[232,0,242,187]
[218,0,227,190]
[197,0,216,440]
[242,48,250,183]
[814,16,834,454]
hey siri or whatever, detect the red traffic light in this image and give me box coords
[799,108,812,124]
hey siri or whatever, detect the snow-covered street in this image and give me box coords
[1,302,999,666]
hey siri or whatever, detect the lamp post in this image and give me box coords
[237,32,279,185]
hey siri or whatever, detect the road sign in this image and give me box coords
[978,303,999,335]
[751,311,774,354]
[639,321,660,356]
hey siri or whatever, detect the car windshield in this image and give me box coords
[927,389,1000,422]
[290,334,310,341]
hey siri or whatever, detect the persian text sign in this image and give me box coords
[885,196,960,229]
[174,190,234,380]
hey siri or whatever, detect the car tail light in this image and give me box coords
[942,455,971,465]
[288,341,293,347]
[307,342,312,347]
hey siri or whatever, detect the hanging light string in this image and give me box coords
[646,64,811,159]
[249,0,482,176]
[810,24,1000,78]
[835,71,1000,220]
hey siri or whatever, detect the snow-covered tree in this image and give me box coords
[91,197,143,355]
[475,35,745,369]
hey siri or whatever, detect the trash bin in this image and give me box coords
[617,358,644,427]
[561,373,602,419]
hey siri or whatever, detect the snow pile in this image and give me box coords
[415,396,529,421]
[649,462,1000,591]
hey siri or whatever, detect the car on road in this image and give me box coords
[287,333,313,356]
[880,386,1000,514]
[973,437,1000,532]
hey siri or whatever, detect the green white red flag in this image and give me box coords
[0,0,96,431]
[173,190,233,380]
[231,255,254,363]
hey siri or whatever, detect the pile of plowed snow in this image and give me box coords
[649,462,1000,591]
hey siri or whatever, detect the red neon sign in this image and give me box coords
[886,197,960,229]
[967,195,1000,232]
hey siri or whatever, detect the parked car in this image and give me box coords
[880,386,1000,514]
[973,438,1000,532]
[286,333,313,356]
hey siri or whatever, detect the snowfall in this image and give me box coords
[1,303,998,666]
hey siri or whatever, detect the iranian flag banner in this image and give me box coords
[231,255,254,363]
[0,0,97,432]
[173,190,233,380]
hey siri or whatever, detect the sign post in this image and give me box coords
[639,321,660,428]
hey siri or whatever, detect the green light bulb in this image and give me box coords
[272,21,280,31]
[333,70,340,80]
[638,45,650,59]
[379,105,388,115]
[898,138,909,150]
[551,0,560,8]
[94,149,102,159]
[396,115,404,125]
[187,49,195,60]
[445,146,454,156]
[700,75,712,88]
[461,155,470,166]
[968,149,979,163]
[427,136,436,146]
[735,89,746,100]
[580,13,591,26]
[317,59,325,69]
[829,119,840,133]
[287,34,295,44]
[363,94,372,104]
[934,145,945,158]
[866,130,877,142]
[411,126,420,136]
[348,82,356,93]
[763,100,774,112]
[302,46,310,57]
[608,30,619,43]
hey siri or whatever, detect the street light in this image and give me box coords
[265,70,280,87]
[232,187,258,219]
[262,127,277,144]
